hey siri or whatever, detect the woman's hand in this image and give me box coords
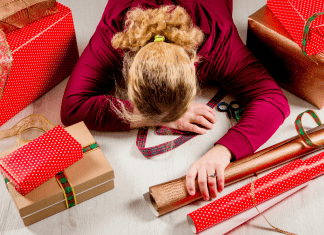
[161,103,217,134]
[186,144,233,200]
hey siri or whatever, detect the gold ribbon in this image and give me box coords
[0,114,55,146]
[250,174,297,235]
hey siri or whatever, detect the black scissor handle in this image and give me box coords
[229,101,241,111]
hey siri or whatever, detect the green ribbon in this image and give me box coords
[302,12,324,63]
[295,110,322,148]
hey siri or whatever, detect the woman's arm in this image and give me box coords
[213,24,290,160]
[186,23,290,200]
[61,25,133,131]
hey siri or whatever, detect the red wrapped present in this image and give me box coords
[267,0,324,55]
[0,125,83,195]
[0,2,79,126]
[187,151,324,234]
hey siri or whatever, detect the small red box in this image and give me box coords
[267,0,324,55]
[0,125,83,196]
[0,3,79,126]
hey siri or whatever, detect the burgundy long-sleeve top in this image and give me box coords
[61,0,290,160]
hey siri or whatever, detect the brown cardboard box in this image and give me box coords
[247,5,324,109]
[0,122,114,226]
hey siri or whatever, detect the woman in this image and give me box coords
[61,0,290,201]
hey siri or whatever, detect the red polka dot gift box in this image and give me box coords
[267,0,324,55]
[0,121,115,226]
[0,2,79,127]
[187,151,324,234]
[0,125,83,195]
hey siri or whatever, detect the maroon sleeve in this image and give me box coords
[210,24,290,159]
[60,25,133,131]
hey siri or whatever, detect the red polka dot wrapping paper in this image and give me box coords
[0,3,79,127]
[188,150,324,234]
[0,125,83,196]
[267,0,324,55]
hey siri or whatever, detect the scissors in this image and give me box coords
[217,101,244,122]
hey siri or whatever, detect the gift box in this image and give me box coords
[0,125,83,195]
[0,0,58,34]
[187,151,324,234]
[0,2,79,126]
[247,5,324,109]
[0,121,115,226]
[267,0,324,55]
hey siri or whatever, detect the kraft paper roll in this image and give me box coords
[144,124,324,216]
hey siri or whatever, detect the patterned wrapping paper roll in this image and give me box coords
[144,124,324,217]
[0,29,12,100]
[187,150,324,234]
[0,0,58,34]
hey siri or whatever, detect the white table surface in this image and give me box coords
[1,0,324,235]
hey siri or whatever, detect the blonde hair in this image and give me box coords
[111,5,204,124]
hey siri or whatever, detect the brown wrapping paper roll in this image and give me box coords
[0,0,58,34]
[144,125,324,216]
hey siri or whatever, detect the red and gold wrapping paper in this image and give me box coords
[0,2,79,127]
[0,125,83,195]
[0,29,12,100]
[0,0,58,34]
[267,0,324,55]
[187,151,324,233]
[145,124,324,216]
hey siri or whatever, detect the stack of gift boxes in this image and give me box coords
[247,0,324,109]
[0,0,115,226]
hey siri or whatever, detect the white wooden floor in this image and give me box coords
[1,0,324,235]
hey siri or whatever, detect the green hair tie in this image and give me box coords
[154,35,165,42]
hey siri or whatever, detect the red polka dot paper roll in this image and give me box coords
[304,151,324,179]
[267,0,324,55]
[187,157,317,234]
[0,125,83,196]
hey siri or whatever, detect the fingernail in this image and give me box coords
[189,190,195,195]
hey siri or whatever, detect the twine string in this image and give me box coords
[250,174,297,235]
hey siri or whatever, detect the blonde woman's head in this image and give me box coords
[111,5,204,124]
